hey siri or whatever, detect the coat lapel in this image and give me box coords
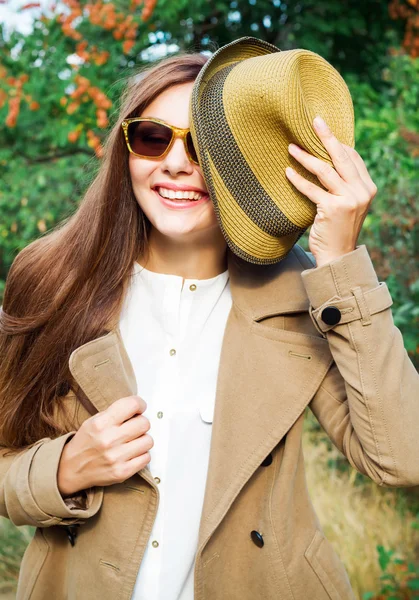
[67,326,159,488]
[67,246,334,549]
[195,247,334,551]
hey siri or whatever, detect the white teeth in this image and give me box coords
[156,187,204,201]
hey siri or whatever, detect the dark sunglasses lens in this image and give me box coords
[127,121,172,157]
[186,132,199,164]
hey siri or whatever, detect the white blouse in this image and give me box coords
[118,260,232,600]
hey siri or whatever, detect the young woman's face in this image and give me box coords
[129,81,220,243]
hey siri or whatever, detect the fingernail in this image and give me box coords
[314,116,327,130]
[288,143,300,153]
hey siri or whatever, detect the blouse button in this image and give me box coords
[157,411,163,419]
[152,540,159,548]
[169,348,176,356]
[154,477,161,484]
[189,284,197,291]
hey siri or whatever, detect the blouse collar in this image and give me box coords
[132,261,229,290]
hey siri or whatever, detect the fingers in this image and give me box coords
[119,413,151,443]
[107,436,154,483]
[286,117,378,206]
[285,166,330,205]
[102,395,147,427]
[288,143,343,194]
[342,144,378,198]
[120,434,154,464]
[119,449,152,481]
[312,116,360,185]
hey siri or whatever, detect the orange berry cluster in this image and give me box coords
[122,40,135,53]
[63,73,112,121]
[67,126,103,158]
[58,0,83,41]
[68,130,81,143]
[64,72,111,153]
[88,1,118,29]
[86,129,103,158]
[2,0,159,142]
[1,72,40,128]
[75,41,110,65]
[141,0,157,21]
[85,2,139,53]
[6,96,20,128]
[389,0,419,57]
[58,0,145,55]
[20,2,41,9]
[129,0,143,9]
[67,122,84,143]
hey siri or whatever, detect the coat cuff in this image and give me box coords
[300,245,393,336]
[27,432,103,522]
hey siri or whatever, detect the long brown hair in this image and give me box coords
[0,51,209,449]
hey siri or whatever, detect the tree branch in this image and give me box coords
[20,148,94,164]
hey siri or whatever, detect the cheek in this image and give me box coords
[129,156,152,188]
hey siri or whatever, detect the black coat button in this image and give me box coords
[321,306,341,326]
[250,530,264,548]
[65,524,79,547]
[261,453,273,467]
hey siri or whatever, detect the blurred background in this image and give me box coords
[0,0,418,598]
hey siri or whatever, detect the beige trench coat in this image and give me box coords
[1,243,418,600]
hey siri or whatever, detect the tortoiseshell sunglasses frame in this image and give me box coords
[121,117,199,165]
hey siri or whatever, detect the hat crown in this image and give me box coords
[190,37,355,265]
[220,49,354,163]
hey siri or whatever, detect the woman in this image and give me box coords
[0,46,418,600]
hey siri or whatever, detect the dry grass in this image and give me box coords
[302,418,419,598]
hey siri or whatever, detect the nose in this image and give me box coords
[160,136,194,176]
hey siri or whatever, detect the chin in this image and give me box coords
[152,223,211,240]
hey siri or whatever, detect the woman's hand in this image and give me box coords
[285,116,378,268]
[57,395,153,496]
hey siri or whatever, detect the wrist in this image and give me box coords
[57,436,83,497]
[314,255,343,268]
[58,473,78,498]
[314,249,356,268]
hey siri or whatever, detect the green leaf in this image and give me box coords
[408,579,419,591]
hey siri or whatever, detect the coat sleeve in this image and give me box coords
[0,431,104,527]
[300,244,419,488]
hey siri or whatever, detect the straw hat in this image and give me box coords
[189,36,355,265]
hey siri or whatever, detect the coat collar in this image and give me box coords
[68,244,332,554]
[227,243,312,320]
[68,244,312,414]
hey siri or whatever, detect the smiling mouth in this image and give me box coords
[154,186,208,202]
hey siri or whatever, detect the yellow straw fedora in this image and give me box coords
[189,36,355,265]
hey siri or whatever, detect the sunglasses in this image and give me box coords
[121,117,199,165]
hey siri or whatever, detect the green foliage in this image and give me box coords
[348,51,419,368]
[0,518,34,593]
[362,532,419,599]
[0,0,417,372]
[0,154,95,280]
